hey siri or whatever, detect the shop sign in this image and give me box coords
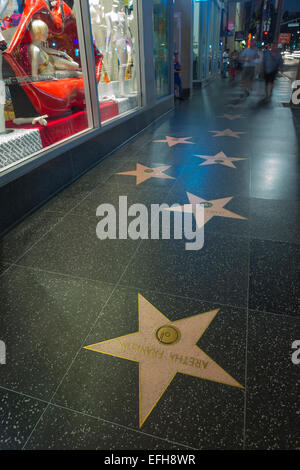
[227,20,235,33]
[235,31,245,41]
[279,33,292,44]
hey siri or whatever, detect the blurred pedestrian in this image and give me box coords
[240,40,258,96]
[222,48,230,78]
[174,52,183,99]
[263,43,284,100]
[255,46,264,80]
[230,50,239,81]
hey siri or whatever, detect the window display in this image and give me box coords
[89,0,140,122]
[153,0,170,99]
[0,0,98,173]
[0,0,141,175]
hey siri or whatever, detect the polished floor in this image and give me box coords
[0,73,300,450]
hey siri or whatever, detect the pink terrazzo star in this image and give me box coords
[195,151,247,168]
[116,163,175,185]
[218,114,246,121]
[166,193,247,228]
[209,129,247,139]
[85,294,243,428]
[153,136,195,147]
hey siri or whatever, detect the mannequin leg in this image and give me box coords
[94,29,110,82]
[107,49,118,82]
[117,41,127,97]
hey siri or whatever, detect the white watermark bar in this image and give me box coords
[0,340,6,365]
[291,81,300,105]
[292,340,300,365]
[96,196,205,251]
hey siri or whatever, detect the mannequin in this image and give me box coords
[1,0,18,18]
[89,0,106,51]
[105,0,132,96]
[0,0,9,134]
[127,1,135,37]
[29,19,81,78]
[89,0,109,83]
[0,2,48,129]
[126,0,135,85]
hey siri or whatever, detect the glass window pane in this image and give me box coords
[89,0,141,124]
[0,0,94,174]
[193,1,200,81]
[153,0,170,99]
[200,2,208,80]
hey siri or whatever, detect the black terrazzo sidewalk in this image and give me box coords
[0,74,299,450]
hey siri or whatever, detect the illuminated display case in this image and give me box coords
[0,0,95,171]
[89,0,141,122]
[0,0,142,174]
[0,0,174,236]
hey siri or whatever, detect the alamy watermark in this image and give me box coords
[96,196,205,251]
[292,340,300,365]
[291,81,300,105]
[0,340,6,365]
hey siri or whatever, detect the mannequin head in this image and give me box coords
[31,20,49,42]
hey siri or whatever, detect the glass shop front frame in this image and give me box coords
[0,0,173,181]
[193,0,222,83]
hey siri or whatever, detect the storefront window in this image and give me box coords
[153,0,170,99]
[89,0,141,123]
[193,1,200,80]
[193,0,208,81]
[0,0,95,174]
[193,0,221,83]
[208,1,214,75]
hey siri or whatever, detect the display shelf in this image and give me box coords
[116,94,139,115]
[0,128,42,170]
[98,78,137,101]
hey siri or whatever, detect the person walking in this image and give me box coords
[222,48,230,79]
[240,40,258,96]
[263,43,284,100]
[255,46,264,80]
